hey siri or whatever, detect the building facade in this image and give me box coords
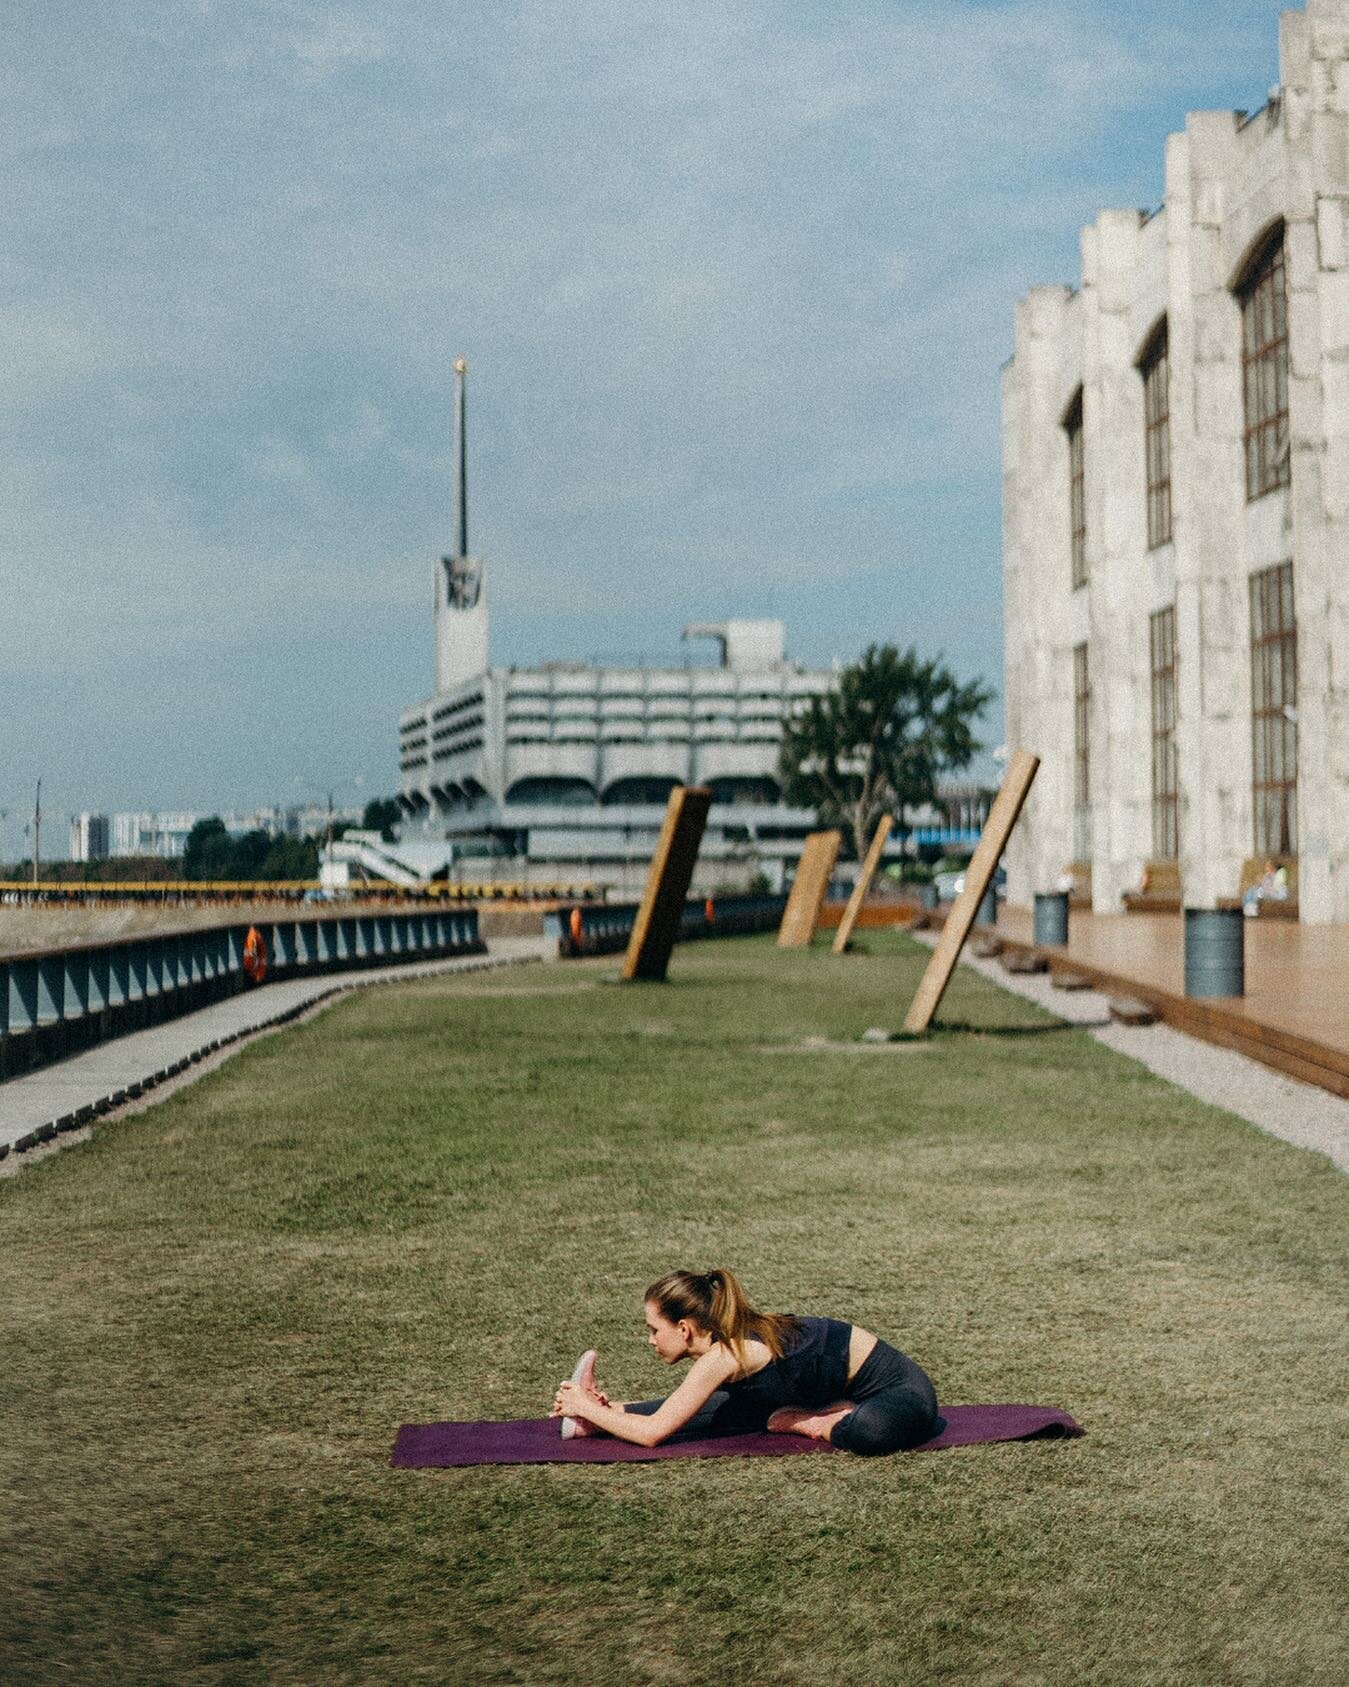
[68,813,110,863]
[399,361,994,887]
[396,359,847,887]
[1002,0,1348,923]
[110,812,199,860]
[398,618,838,886]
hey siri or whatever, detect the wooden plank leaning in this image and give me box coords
[777,830,843,949]
[902,750,1040,1033]
[620,785,714,982]
[831,815,894,955]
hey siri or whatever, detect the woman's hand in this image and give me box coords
[546,1376,610,1417]
[551,1380,607,1422]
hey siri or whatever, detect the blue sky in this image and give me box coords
[2,0,1291,842]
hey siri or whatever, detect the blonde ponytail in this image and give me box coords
[645,1268,800,1375]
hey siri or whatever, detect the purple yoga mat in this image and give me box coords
[390,1404,1083,1468]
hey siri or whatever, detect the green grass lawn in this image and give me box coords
[3,933,1346,1685]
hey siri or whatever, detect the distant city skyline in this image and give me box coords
[6,800,369,868]
[4,1,1290,836]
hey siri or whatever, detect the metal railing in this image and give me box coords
[0,907,484,1083]
[547,893,787,958]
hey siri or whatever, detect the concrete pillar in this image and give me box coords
[1085,208,1154,911]
[1002,284,1081,907]
[1173,111,1252,910]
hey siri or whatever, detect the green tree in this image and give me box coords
[779,644,994,862]
[232,829,273,879]
[182,818,235,882]
[181,821,321,882]
[361,797,401,843]
[257,835,320,880]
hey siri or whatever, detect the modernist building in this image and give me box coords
[397,364,998,887]
[1002,0,1348,924]
[395,360,846,886]
[398,605,840,886]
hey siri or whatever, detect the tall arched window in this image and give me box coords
[1073,641,1091,860]
[1149,606,1178,859]
[1064,389,1086,587]
[1249,561,1297,857]
[1236,226,1289,500]
[1139,321,1171,548]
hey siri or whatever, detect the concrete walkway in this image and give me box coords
[993,904,1349,1097]
[0,936,551,1162]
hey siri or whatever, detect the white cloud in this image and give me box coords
[283,9,388,84]
[248,436,312,483]
[324,402,391,461]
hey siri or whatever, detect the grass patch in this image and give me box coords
[2,933,1346,1684]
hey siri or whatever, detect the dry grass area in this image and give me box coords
[2,934,1345,1684]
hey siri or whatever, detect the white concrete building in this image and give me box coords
[110,812,199,860]
[399,618,837,887]
[1002,0,1348,924]
[104,806,359,864]
[396,360,840,887]
[68,813,110,863]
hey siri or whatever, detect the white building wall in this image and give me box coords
[108,812,198,859]
[1287,0,1349,917]
[69,814,110,863]
[1001,283,1082,907]
[1003,0,1348,923]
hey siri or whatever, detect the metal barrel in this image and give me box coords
[977,885,998,926]
[1184,907,1245,998]
[1033,891,1069,946]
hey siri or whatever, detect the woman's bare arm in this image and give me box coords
[554,1346,738,1447]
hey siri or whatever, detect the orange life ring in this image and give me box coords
[242,924,268,984]
[704,897,716,923]
[568,907,584,952]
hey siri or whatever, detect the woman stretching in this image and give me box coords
[550,1267,941,1456]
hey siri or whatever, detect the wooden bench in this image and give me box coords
[1218,856,1299,920]
[1123,859,1182,914]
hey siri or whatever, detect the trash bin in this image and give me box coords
[1184,907,1244,998]
[977,885,998,926]
[1033,891,1069,945]
[919,883,939,912]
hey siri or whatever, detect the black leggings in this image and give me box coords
[624,1340,941,1457]
[828,1339,942,1456]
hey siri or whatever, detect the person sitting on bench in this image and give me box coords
[550,1267,941,1456]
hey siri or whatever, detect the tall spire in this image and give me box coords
[453,355,468,560]
[435,354,489,694]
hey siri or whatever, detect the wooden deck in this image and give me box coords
[989,906,1349,1101]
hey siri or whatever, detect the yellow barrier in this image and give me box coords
[0,879,600,905]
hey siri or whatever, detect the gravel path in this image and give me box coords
[914,933,1349,1175]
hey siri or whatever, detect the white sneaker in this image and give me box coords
[560,1348,599,1440]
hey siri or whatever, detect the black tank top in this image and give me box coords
[721,1316,852,1416]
